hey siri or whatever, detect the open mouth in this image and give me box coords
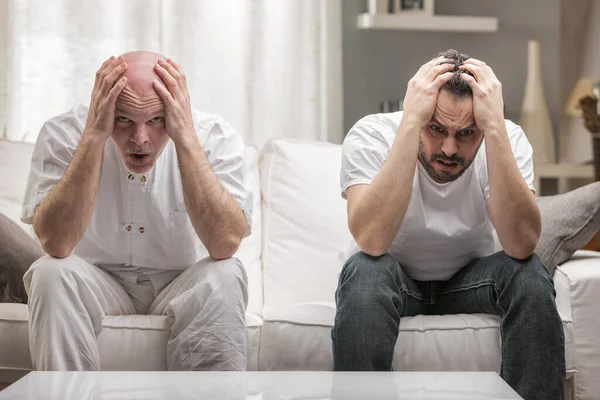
[128,153,150,165]
[436,160,459,170]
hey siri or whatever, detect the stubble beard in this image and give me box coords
[417,140,480,183]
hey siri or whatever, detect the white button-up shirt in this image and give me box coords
[21,105,252,291]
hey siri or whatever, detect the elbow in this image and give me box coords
[40,238,73,259]
[503,235,539,261]
[504,247,535,261]
[208,235,241,260]
[353,232,389,258]
[33,221,73,258]
[359,247,388,258]
[348,214,392,258]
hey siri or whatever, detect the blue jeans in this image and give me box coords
[331,251,566,400]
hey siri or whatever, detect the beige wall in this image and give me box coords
[560,0,591,109]
[580,0,600,77]
[342,1,561,134]
[0,1,7,137]
[560,0,596,163]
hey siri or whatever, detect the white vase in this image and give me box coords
[367,0,390,14]
[519,40,556,164]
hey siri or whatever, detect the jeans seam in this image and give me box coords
[402,286,426,302]
[438,279,496,296]
[494,282,508,379]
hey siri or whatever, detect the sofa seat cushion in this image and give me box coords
[0,304,262,384]
[258,302,576,376]
[555,251,600,400]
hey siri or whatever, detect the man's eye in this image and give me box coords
[150,117,164,123]
[117,117,131,123]
[458,130,474,138]
[429,125,443,134]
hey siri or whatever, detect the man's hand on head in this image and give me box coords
[401,56,456,131]
[83,56,128,142]
[458,59,506,135]
[152,59,197,145]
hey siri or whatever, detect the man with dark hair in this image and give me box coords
[332,50,565,399]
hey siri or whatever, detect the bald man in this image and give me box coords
[20,52,251,371]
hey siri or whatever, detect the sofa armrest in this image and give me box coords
[554,250,600,400]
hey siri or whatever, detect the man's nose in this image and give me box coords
[130,125,149,145]
[441,136,458,157]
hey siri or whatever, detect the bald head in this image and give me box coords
[119,51,166,95]
[115,51,166,116]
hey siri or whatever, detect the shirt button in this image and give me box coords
[125,224,132,232]
[128,173,134,181]
[141,175,147,183]
[139,226,145,234]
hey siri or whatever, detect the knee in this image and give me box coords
[499,252,555,299]
[192,257,247,286]
[24,255,81,298]
[338,252,400,304]
[341,251,398,284]
[187,257,248,304]
[26,255,80,284]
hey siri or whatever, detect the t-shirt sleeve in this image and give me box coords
[340,116,391,199]
[201,115,253,237]
[20,116,80,224]
[481,121,536,201]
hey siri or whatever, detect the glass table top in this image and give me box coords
[0,371,522,400]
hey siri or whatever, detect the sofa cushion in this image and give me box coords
[260,140,352,311]
[0,213,44,303]
[258,302,576,376]
[534,182,600,274]
[0,303,262,383]
[0,139,35,235]
[555,251,600,399]
[234,146,263,316]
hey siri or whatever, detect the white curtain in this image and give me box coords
[0,0,344,147]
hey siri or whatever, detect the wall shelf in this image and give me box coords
[357,13,498,33]
[534,163,594,195]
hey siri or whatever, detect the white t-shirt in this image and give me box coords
[340,111,535,281]
[21,105,252,287]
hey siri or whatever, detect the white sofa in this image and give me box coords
[1,138,600,399]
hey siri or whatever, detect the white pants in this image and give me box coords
[23,255,248,371]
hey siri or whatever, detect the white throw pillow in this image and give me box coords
[0,139,35,236]
[260,139,352,312]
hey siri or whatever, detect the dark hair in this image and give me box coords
[434,49,473,98]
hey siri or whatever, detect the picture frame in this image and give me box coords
[383,0,434,15]
[388,0,435,16]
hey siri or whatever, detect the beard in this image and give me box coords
[418,141,480,183]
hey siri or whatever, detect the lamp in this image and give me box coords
[565,77,600,117]
[560,77,600,164]
[564,78,600,251]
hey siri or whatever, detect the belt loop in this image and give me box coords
[430,282,437,305]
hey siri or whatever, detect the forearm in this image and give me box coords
[174,136,246,260]
[33,135,105,257]
[485,129,541,259]
[349,119,421,256]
